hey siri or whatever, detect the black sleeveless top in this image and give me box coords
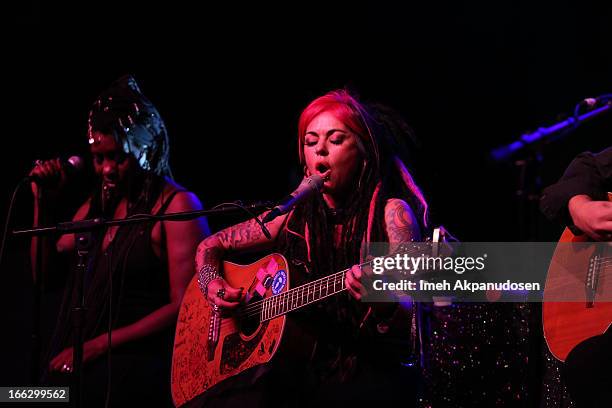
[91,188,181,339]
[48,181,183,358]
[276,204,417,383]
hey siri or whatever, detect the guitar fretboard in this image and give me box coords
[260,270,347,321]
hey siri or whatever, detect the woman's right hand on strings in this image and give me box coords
[206,278,244,310]
[29,158,67,197]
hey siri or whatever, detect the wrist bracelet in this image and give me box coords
[197,264,220,297]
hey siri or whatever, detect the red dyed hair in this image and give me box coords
[297,90,377,165]
[296,89,429,229]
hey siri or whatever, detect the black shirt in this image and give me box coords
[540,146,612,232]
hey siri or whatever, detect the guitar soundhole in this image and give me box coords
[238,298,262,337]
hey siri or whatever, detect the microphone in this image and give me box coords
[582,95,612,107]
[262,174,324,223]
[27,156,84,184]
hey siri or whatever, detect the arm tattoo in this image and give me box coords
[195,217,266,272]
[196,244,221,265]
[195,242,221,273]
[216,218,265,251]
[385,200,419,243]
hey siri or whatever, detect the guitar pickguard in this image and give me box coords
[220,321,269,374]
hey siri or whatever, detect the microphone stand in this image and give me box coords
[14,202,271,408]
[489,98,612,240]
[30,189,44,385]
[489,97,611,240]
[490,100,611,162]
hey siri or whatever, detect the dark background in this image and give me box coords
[1,0,610,403]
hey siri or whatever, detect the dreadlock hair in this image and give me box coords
[295,89,429,277]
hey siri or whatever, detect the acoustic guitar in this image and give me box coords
[170,235,443,407]
[543,193,612,361]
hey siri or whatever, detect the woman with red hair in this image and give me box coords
[193,89,428,406]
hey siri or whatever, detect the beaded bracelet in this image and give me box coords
[197,264,220,297]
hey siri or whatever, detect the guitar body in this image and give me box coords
[543,194,612,362]
[171,254,305,407]
[170,231,448,406]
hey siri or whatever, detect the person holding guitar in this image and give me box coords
[191,89,429,407]
[541,147,612,241]
[540,146,612,407]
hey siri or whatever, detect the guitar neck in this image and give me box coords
[256,243,425,322]
[260,270,347,322]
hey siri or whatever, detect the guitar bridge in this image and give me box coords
[585,254,601,308]
[207,309,221,361]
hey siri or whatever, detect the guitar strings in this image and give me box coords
[238,271,347,319]
[216,249,612,329]
[235,258,375,318]
[217,273,348,330]
[222,249,612,326]
[236,244,424,319]
[215,271,347,329]
[257,274,346,320]
[590,260,612,267]
[236,250,394,317]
